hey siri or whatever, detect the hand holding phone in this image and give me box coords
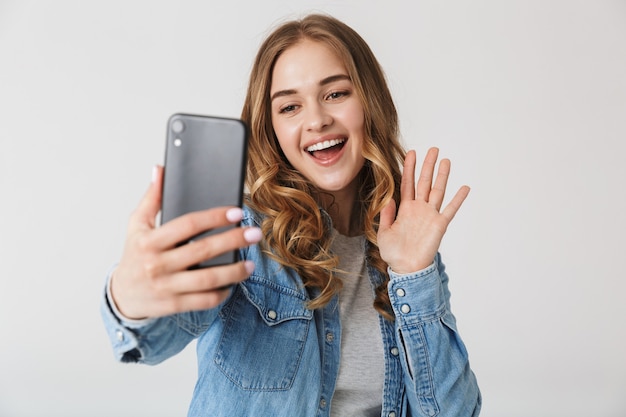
[110,168,261,320]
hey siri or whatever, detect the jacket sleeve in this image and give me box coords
[100,269,222,365]
[388,253,481,417]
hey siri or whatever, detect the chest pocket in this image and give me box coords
[214,277,313,391]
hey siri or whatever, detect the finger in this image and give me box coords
[150,206,244,251]
[378,198,397,232]
[416,147,439,202]
[129,165,164,232]
[441,185,470,222]
[400,151,417,201]
[429,158,450,211]
[160,225,262,272]
[158,260,254,295]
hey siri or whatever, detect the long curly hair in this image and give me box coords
[241,14,405,320]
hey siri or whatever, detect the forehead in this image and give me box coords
[270,39,348,91]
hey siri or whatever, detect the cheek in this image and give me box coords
[272,120,300,157]
[338,102,365,131]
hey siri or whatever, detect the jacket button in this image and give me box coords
[390,347,399,356]
[320,398,327,408]
[389,412,397,417]
[395,288,406,297]
[326,332,334,343]
[267,310,277,320]
[116,330,124,342]
[400,304,411,314]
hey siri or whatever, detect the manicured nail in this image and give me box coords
[151,165,158,183]
[244,260,255,274]
[243,227,263,243]
[225,207,243,222]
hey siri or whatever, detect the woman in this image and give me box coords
[102,13,481,417]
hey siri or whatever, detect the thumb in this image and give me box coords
[378,198,397,233]
[129,165,163,231]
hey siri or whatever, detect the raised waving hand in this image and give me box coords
[378,147,470,274]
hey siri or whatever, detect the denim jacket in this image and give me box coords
[101,205,481,417]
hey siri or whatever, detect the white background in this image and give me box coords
[1,1,625,416]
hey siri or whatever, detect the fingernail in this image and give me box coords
[244,260,255,274]
[225,207,243,222]
[243,227,263,243]
[151,165,158,183]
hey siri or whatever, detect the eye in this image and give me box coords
[279,104,299,114]
[326,90,350,101]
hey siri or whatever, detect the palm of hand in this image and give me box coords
[378,148,470,274]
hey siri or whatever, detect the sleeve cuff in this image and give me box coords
[387,258,446,322]
[387,261,436,279]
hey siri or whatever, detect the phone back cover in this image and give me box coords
[161,113,248,268]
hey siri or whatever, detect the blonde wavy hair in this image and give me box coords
[241,14,405,320]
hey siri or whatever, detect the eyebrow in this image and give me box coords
[270,74,351,102]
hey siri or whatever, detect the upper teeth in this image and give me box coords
[306,138,345,152]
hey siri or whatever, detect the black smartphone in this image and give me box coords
[160,113,249,268]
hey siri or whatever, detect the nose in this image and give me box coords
[305,103,332,132]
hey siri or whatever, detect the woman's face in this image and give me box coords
[270,39,366,197]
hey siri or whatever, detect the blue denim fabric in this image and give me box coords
[101,205,481,417]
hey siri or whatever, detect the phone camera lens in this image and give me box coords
[174,138,182,147]
[172,120,185,133]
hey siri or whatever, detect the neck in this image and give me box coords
[319,182,361,237]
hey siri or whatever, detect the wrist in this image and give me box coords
[107,269,149,323]
[388,260,433,275]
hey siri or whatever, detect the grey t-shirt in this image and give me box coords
[330,230,385,417]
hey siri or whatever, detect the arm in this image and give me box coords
[101,267,222,365]
[388,255,481,416]
[378,148,480,415]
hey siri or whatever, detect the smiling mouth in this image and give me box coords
[306,138,346,159]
